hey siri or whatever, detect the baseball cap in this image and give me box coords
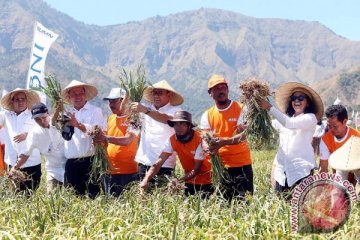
[31,103,48,119]
[208,74,228,90]
[103,88,126,100]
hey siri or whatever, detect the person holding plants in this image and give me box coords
[259,82,324,194]
[200,74,253,200]
[139,111,213,197]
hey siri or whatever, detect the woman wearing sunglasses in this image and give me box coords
[259,82,324,195]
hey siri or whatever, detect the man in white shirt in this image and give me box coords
[61,80,104,197]
[0,88,41,193]
[15,103,66,192]
[130,80,183,180]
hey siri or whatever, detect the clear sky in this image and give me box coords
[43,0,360,41]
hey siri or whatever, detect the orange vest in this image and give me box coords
[169,131,211,185]
[207,101,252,167]
[322,127,360,184]
[0,144,5,176]
[106,114,138,174]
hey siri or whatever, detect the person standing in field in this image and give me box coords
[259,82,323,195]
[15,103,66,192]
[200,74,253,200]
[0,88,41,193]
[319,105,360,184]
[93,88,139,197]
[139,111,213,197]
[130,80,183,181]
[61,80,104,198]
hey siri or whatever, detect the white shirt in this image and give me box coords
[22,123,66,182]
[0,110,40,167]
[135,102,181,168]
[270,107,317,187]
[64,102,104,159]
[162,137,205,161]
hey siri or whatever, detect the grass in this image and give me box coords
[0,150,359,239]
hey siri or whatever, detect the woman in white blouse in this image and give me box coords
[259,82,324,195]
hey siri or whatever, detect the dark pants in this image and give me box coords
[10,164,41,194]
[64,156,100,198]
[138,163,173,183]
[221,164,254,200]
[275,172,313,200]
[106,173,139,197]
[185,183,214,199]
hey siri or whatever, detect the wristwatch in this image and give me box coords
[145,107,152,115]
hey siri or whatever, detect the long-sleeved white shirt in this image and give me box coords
[64,102,104,159]
[135,102,181,168]
[0,110,40,167]
[270,107,317,187]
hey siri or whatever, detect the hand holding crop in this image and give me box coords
[258,99,272,110]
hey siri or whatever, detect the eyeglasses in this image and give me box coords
[290,95,306,102]
[152,90,166,96]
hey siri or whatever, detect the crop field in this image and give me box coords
[0,150,359,239]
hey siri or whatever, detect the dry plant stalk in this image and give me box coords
[119,65,149,130]
[239,77,275,149]
[199,130,229,187]
[88,125,113,184]
[166,177,185,195]
[7,168,30,190]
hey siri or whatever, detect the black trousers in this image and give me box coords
[138,163,173,182]
[64,156,100,198]
[10,164,41,194]
[220,164,254,200]
[185,183,214,199]
[106,173,139,197]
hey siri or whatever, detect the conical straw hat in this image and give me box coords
[61,80,98,103]
[143,80,184,106]
[275,82,324,121]
[329,136,360,171]
[1,88,40,111]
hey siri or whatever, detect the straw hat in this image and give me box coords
[61,80,98,103]
[142,80,184,106]
[275,82,324,121]
[168,111,195,127]
[0,88,40,111]
[329,136,360,171]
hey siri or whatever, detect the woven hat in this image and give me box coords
[1,88,40,111]
[168,111,194,127]
[143,80,184,106]
[275,82,324,121]
[329,136,360,171]
[61,80,98,103]
[103,88,126,100]
[207,74,228,90]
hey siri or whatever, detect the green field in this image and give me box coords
[0,150,359,239]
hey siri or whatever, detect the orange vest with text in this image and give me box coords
[207,101,252,168]
[106,114,138,174]
[169,131,211,185]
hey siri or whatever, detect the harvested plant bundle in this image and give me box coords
[200,130,229,187]
[119,65,149,130]
[88,125,113,184]
[239,78,275,149]
[7,168,30,190]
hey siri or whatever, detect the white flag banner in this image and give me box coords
[355,111,359,129]
[26,21,59,103]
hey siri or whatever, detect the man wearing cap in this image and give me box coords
[14,103,66,192]
[139,111,212,197]
[200,74,253,200]
[130,80,183,180]
[0,88,41,192]
[61,80,104,197]
[319,105,360,184]
[93,88,139,197]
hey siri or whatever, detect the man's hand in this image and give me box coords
[258,99,272,110]
[208,138,225,154]
[130,102,147,114]
[13,132,27,143]
[319,160,329,173]
[139,180,149,193]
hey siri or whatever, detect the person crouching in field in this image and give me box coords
[15,103,66,192]
[259,82,324,197]
[139,111,213,198]
[93,88,139,197]
[319,105,360,185]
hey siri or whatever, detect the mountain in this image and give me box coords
[1,0,360,119]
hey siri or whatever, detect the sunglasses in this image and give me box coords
[290,95,306,102]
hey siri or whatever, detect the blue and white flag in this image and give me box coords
[26,21,59,103]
